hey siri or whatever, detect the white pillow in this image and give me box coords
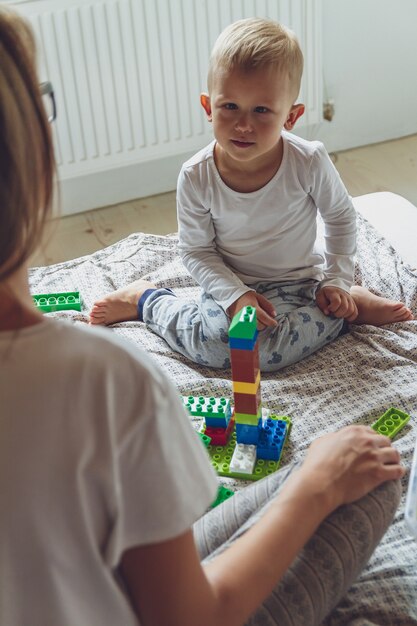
[353,192,417,270]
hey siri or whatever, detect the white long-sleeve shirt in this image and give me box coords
[177,132,357,311]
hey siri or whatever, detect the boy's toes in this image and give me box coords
[384,302,413,323]
[89,301,111,325]
[395,305,413,321]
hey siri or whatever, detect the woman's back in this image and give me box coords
[0,318,217,625]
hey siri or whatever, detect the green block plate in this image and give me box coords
[201,415,291,481]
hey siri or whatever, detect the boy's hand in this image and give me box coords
[316,286,358,322]
[227,292,278,330]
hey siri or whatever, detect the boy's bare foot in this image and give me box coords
[89,279,156,325]
[351,285,413,326]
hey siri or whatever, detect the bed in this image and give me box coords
[29,192,417,625]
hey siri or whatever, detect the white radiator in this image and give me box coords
[11,0,322,214]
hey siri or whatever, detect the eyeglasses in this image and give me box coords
[39,81,56,123]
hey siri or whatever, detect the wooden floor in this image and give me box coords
[32,133,417,267]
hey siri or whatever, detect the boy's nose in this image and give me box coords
[234,114,252,133]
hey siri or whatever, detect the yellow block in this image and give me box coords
[232,371,261,395]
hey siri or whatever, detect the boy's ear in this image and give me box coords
[284,103,305,130]
[200,93,212,121]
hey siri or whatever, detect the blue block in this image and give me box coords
[236,420,261,445]
[205,416,229,428]
[229,331,259,351]
[257,419,287,461]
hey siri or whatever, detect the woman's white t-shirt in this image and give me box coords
[0,319,217,625]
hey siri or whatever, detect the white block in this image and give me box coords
[230,444,257,475]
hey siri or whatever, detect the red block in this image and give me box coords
[205,418,235,446]
[230,345,260,383]
[232,362,260,384]
[233,386,262,415]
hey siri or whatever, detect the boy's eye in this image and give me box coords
[224,103,238,110]
[254,106,269,113]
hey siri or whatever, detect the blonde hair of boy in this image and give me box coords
[0,8,55,281]
[207,17,304,101]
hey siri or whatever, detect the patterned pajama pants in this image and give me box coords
[193,464,401,626]
[141,279,347,372]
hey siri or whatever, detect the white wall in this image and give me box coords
[10,0,323,214]
[299,0,417,152]
[9,0,417,212]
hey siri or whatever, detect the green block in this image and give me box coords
[228,306,257,340]
[182,395,231,419]
[201,415,292,481]
[371,407,410,439]
[33,291,82,313]
[234,409,262,425]
[198,432,212,448]
[210,485,235,509]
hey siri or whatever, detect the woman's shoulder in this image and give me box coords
[37,318,162,384]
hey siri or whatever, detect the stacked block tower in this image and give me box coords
[184,306,290,480]
[229,305,261,445]
[229,306,288,474]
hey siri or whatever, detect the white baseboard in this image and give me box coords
[57,151,196,216]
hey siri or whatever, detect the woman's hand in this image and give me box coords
[300,425,404,512]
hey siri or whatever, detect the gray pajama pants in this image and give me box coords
[141,279,346,372]
[193,464,401,626]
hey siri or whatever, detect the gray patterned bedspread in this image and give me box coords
[29,213,417,624]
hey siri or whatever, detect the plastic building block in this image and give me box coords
[198,432,211,448]
[236,420,261,445]
[230,443,257,475]
[371,407,410,439]
[234,408,262,426]
[182,395,231,423]
[231,364,260,384]
[204,418,235,446]
[210,485,235,509]
[205,415,229,428]
[257,419,288,461]
[231,362,260,384]
[405,433,417,539]
[230,345,260,377]
[233,385,261,415]
[269,413,292,438]
[230,343,259,363]
[229,334,259,351]
[33,291,81,313]
[228,306,257,339]
[202,415,292,481]
[232,371,261,395]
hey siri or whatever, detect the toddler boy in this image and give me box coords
[90,18,412,371]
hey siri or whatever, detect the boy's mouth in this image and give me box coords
[231,139,254,148]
